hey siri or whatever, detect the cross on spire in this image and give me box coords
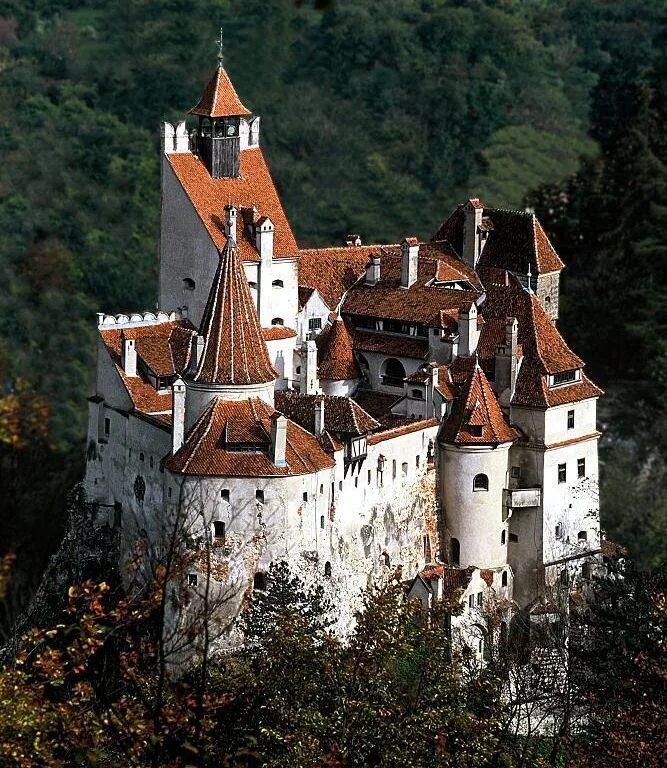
[216,27,224,68]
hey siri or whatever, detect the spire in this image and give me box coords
[317,315,361,381]
[440,364,518,445]
[189,34,252,118]
[194,236,276,385]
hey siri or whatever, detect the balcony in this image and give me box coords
[504,487,542,509]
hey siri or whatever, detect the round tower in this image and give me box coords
[438,363,517,569]
[317,315,361,397]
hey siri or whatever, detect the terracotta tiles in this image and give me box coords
[189,66,252,118]
[316,317,360,381]
[419,565,476,598]
[367,418,439,445]
[194,238,276,385]
[275,392,379,436]
[352,330,429,360]
[262,326,297,341]
[167,397,335,477]
[352,390,402,421]
[167,150,298,258]
[298,245,379,310]
[440,364,518,445]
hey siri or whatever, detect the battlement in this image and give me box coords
[96,309,184,329]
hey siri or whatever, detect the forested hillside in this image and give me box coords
[0,0,665,618]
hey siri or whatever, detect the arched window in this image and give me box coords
[213,521,225,540]
[473,474,489,492]
[271,317,284,326]
[578,530,587,542]
[451,538,460,566]
[502,571,508,587]
[324,561,332,578]
[182,278,195,291]
[272,279,284,288]
[411,389,424,399]
[253,572,267,591]
[382,552,391,568]
[381,358,406,388]
[295,366,301,375]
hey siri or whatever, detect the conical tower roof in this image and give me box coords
[440,361,518,445]
[189,64,252,118]
[317,316,361,381]
[194,237,276,385]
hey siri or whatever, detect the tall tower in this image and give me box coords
[189,29,252,178]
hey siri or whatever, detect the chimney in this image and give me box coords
[270,413,287,467]
[224,204,238,239]
[191,334,205,370]
[121,333,137,377]
[400,238,419,288]
[495,317,518,408]
[256,216,275,327]
[161,122,175,154]
[172,377,186,454]
[458,302,480,357]
[314,397,325,436]
[365,254,381,286]
[462,199,484,270]
[173,121,188,152]
[300,340,319,395]
[346,234,362,247]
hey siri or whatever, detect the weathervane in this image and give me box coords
[216,27,224,67]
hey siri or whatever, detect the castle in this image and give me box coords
[83,45,603,650]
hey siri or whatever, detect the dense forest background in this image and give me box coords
[0,0,665,625]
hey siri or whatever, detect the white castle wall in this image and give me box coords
[440,442,512,569]
[269,259,299,331]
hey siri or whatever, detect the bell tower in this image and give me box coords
[189,29,252,178]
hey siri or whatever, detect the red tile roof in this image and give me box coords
[433,205,564,275]
[100,320,195,418]
[440,363,518,445]
[275,392,379,436]
[352,329,429,360]
[367,417,439,445]
[194,238,276,385]
[189,66,252,118]
[167,149,298,259]
[262,326,297,341]
[298,245,379,310]
[167,397,335,477]
[420,564,476,599]
[352,390,402,421]
[316,316,360,381]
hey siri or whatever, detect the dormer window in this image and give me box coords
[550,369,580,387]
[410,389,424,399]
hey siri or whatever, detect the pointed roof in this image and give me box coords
[317,316,361,381]
[194,237,276,385]
[189,65,252,118]
[440,363,518,445]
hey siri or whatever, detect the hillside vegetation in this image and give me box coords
[0,0,665,613]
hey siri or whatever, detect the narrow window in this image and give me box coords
[558,463,567,483]
[214,521,225,540]
[468,594,475,609]
[416,455,420,468]
[139,452,145,463]
[392,459,397,479]
[367,469,371,484]
[501,571,508,587]
[473,474,489,492]
[451,538,460,566]
[324,561,332,578]
[476,592,482,607]
[501,529,506,545]
[319,484,324,494]
[567,409,575,429]
[168,487,172,499]
[338,480,343,491]
[303,491,308,502]
[149,456,154,469]
[402,462,408,478]
[187,573,198,586]
[577,458,586,478]
[253,572,267,591]
[320,515,325,530]
[104,417,110,436]
[354,477,358,488]
[382,552,390,568]
[578,530,587,542]
[221,488,230,501]
[423,535,431,561]
[256,489,264,503]
[555,524,562,538]
[511,466,520,479]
